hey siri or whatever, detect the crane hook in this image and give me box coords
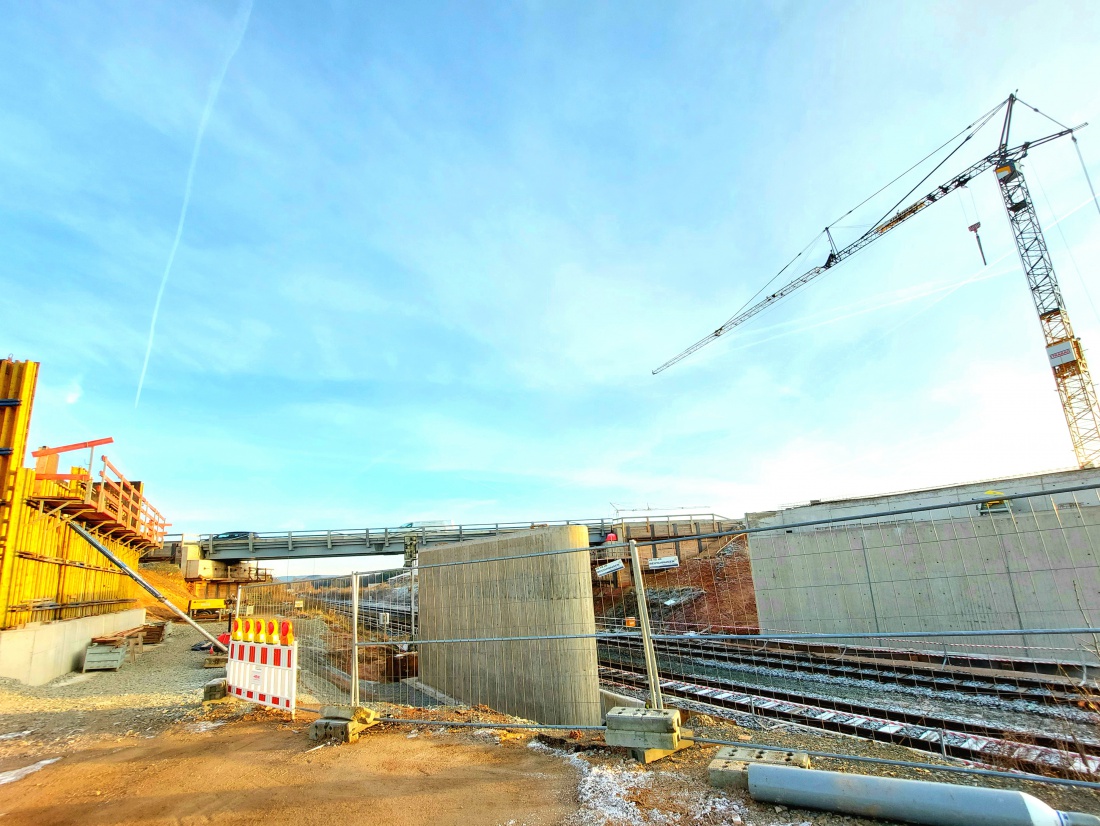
[968,222,988,266]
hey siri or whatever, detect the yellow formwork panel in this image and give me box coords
[0,359,142,629]
[1,469,142,627]
[0,360,38,625]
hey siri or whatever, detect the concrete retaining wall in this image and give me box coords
[418,526,601,726]
[0,608,147,685]
[748,469,1100,660]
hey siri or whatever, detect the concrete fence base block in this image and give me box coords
[308,716,374,744]
[605,706,681,733]
[603,706,693,762]
[605,728,682,751]
[629,731,694,764]
[310,707,379,743]
[202,678,228,703]
[600,689,646,719]
[709,747,811,790]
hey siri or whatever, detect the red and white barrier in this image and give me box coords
[226,640,298,713]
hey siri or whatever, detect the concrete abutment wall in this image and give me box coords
[418,526,601,726]
[747,468,1100,660]
[0,608,147,685]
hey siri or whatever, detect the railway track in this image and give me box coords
[597,644,1100,779]
[294,595,1100,776]
[640,635,1095,704]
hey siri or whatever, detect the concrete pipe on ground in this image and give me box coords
[747,764,1100,826]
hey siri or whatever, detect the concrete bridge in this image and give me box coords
[194,514,739,562]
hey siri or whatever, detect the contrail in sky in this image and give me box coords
[135,0,254,407]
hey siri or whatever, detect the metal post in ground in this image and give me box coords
[351,573,360,708]
[628,539,663,709]
[411,560,418,639]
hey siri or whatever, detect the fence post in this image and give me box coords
[410,561,418,639]
[351,573,360,707]
[628,539,663,710]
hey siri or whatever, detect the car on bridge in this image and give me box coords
[212,531,256,540]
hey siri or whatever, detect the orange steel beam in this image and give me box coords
[32,438,113,457]
[99,455,130,484]
[34,472,90,481]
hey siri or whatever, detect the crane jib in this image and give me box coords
[652,105,1086,379]
[875,201,928,234]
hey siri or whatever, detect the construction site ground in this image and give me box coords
[0,623,1097,825]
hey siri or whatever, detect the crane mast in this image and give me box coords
[995,96,1100,467]
[654,94,1100,469]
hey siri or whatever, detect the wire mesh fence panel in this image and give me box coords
[235,487,1100,780]
[239,576,356,707]
[352,568,427,708]
[612,483,1100,779]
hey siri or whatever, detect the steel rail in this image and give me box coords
[597,654,1099,755]
[648,637,1092,701]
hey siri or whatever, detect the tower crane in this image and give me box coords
[654,94,1100,469]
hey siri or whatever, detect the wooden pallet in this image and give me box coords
[139,622,167,644]
[91,626,145,646]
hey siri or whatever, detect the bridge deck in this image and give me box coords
[199,515,740,561]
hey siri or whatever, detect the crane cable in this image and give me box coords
[1015,96,1100,221]
[728,100,1006,344]
[715,98,1012,336]
[1030,162,1100,329]
[856,101,1006,242]
[1074,140,1100,220]
[711,234,825,335]
[826,97,1008,230]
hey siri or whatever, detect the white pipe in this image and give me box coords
[748,764,1100,826]
[70,522,228,652]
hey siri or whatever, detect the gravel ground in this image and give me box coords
[1,622,1099,825]
[599,682,1100,823]
[0,622,223,750]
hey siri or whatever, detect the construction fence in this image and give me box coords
[238,484,1100,781]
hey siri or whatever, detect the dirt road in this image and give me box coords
[0,718,580,826]
[1,622,1096,826]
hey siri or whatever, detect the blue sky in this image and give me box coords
[4,1,1100,565]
